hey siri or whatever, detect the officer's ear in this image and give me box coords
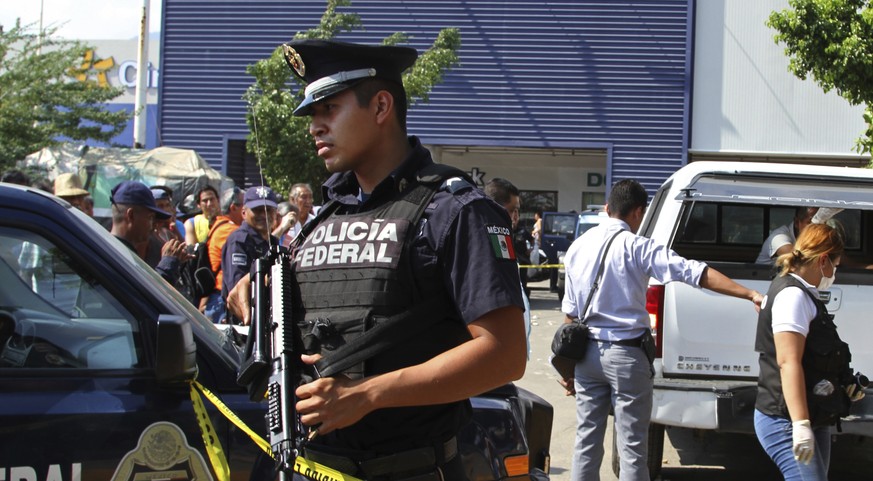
[372,90,394,124]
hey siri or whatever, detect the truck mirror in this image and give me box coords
[156,315,197,383]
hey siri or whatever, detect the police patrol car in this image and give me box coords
[0,182,551,481]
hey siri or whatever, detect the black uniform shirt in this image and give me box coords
[321,136,525,325]
[220,221,277,300]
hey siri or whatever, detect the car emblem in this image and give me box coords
[282,44,305,77]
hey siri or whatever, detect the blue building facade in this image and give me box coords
[159,1,693,206]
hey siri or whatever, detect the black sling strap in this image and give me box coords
[574,229,623,324]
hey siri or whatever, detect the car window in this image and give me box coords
[0,227,142,369]
[673,202,866,262]
[545,214,579,238]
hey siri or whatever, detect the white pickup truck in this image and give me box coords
[628,161,873,478]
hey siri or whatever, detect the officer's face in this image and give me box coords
[244,205,276,236]
[308,89,378,174]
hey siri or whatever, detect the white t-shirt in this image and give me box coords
[767,273,818,336]
[289,212,318,240]
[756,223,796,264]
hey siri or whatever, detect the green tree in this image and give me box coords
[243,0,461,198]
[0,21,129,171]
[768,0,873,156]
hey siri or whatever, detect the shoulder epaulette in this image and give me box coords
[441,176,475,194]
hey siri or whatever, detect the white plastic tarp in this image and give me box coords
[20,144,235,218]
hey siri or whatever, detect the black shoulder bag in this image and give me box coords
[551,230,623,360]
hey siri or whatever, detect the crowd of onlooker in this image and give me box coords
[0,168,315,325]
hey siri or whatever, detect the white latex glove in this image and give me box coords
[846,383,866,402]
[792,419,814,465]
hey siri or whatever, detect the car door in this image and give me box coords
[0,219,217,481]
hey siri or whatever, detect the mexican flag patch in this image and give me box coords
[487,225,516,260]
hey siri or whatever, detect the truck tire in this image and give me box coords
[611,421,665,481]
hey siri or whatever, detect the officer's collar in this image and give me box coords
[322,136,430,205]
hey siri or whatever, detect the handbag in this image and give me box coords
[551,230,623,361]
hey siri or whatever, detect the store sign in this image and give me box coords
[117,60,160,89]
[76,49,160,90]
[587,172,604,187]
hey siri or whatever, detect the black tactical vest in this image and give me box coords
[755,274,852,427]
[292,165,472,381]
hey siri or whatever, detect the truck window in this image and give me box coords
[0,228,142,369]
[673,203,868,263]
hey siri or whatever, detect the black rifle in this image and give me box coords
[237,245,309,479]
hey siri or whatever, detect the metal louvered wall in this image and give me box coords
[160,0,693,193]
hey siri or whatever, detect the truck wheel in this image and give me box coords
[611,421,665,481]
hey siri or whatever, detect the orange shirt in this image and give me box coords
[207,215,239,290]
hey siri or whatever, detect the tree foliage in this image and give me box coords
[243,0,461,198]
[0,21,128,171]
[768,0,873,155]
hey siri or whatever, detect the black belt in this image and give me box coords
[304,436,458,479]
[594,335,644,347]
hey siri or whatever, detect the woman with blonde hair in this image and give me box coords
[753,223,865,480]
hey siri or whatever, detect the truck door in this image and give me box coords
[0,223,214,481]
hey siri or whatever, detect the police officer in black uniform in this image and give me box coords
[221,186,279,324]
[227,40,526,480]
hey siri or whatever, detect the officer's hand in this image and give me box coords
[295,354,369,436]
[161,239,189,262]
[226,274,252,325]
[792,419,814,465]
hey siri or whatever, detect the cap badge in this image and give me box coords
[256,186,270,199]
[282,44,306,77]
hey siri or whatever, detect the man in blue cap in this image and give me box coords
[220,185,279,325]
[227,40,526,480]
[110,180,188,284]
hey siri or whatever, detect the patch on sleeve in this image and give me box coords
[231,253,249,266]
[486,224,516,260]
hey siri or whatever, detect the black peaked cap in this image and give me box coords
[282,39,418,116]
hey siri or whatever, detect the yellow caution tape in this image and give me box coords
[191,380,362,481]
[294,456,363,481]
[193,380,271,454]
[190,382,230,481]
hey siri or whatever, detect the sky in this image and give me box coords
[0,0,162,40]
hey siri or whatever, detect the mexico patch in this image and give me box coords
[486,225,516,260]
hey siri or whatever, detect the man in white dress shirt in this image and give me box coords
[561,179,763,481]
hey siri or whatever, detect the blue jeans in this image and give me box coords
[754,410,831,481]
[204,292,226,324]
[571,340,653,481]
